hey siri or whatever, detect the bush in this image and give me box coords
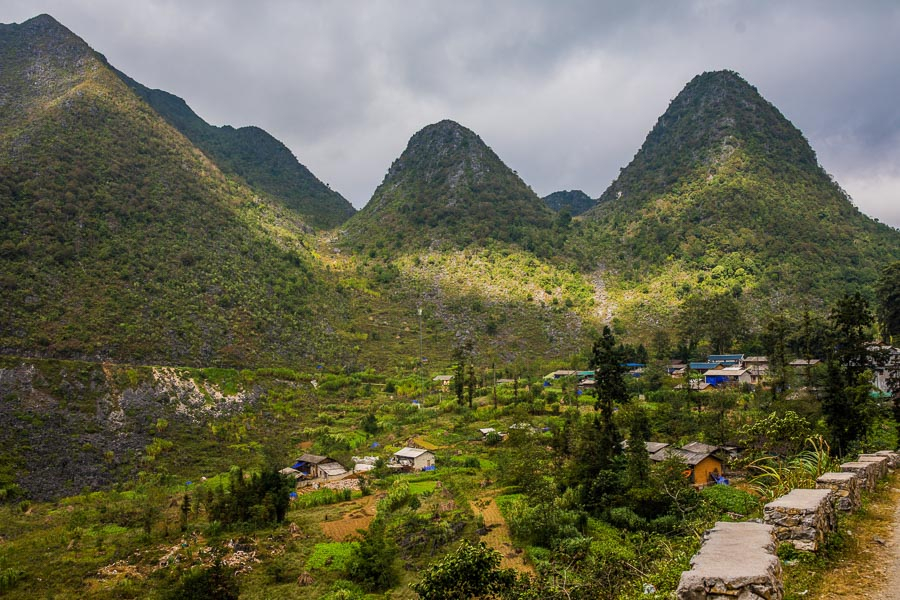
[701,484,761,516]
[606,506,648,531]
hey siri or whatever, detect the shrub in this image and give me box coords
[606,506,648,531]
[701,484,760,516]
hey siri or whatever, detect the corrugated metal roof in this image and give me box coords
[394,447,432,458]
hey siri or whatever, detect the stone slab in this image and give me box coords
[874,450,899,468]
[841,461,877,491]
[857,455,889,479]
[677,521,782,600]
[816,472,861,512]
[765,488,833,511]
[764,488,835,551]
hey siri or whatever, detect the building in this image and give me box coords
[743,356,769,386]
[704,367,753,387]
[650,444,725,487]
[433,375,454,389]
[390,447,435,471]
[707,354,744,367]
[292,454,348,480]
[544,370,577,379]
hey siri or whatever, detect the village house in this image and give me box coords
[291,453,348,480]
[650,443,725,487]
[743,356,769,386]
[704,366,753,388]
[390,447,435,471]
[688,362,725,375]
[788,358,821,368]
[674,380,714,392]
[432,375,453,389]
[544,370,577,379]
[707,354,744,367]
[870,344,900,395]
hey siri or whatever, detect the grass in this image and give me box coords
[306,542,359,572]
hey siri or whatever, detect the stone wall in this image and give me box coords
[857,455,889,479]
[764,488,836,551]
[815,472,861,512]
[676,450,895,598]
[874,450,899,468]
[840,461,877,492]
[676,521,782,600]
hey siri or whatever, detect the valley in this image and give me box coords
[1,12,899,600]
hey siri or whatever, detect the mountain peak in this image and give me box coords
[344,120,554,253]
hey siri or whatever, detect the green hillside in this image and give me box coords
[576,70,900,329]
[0,14,349,366]
[116,70,356,230]
[335,120,598,362]
[342,120,558,256]
[543,189,595,216]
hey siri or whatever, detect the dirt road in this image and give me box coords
[814,483,900,599]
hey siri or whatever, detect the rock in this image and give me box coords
[677,521,783,600]
[841,461,878,492]
[816,472,861,512]
[764,489,836,552]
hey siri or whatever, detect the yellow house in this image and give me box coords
[650,445,725,488]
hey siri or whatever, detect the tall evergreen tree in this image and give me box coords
[876,261,900,343]
[624,406,651,488]
[822,292,877,455]
[589,326,627,466]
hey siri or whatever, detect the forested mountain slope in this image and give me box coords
[576,70,900,328]
[0,14,348,365]
[116,70,355,230]
[342,120,558,256]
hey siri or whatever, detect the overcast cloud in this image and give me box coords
[4,1,900,227]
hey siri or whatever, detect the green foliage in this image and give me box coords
[0,568,25,592]
[822,292,879,454]
[876,261,900,341]
[294,488,355,508]
[345,519,399,592]
[163,560,239,600]
[740,411,813,457]
[700,485,760,517]
[307,542,359,571]
[748,436,839,500]
[411,540,517,600]
[202,466,292,526]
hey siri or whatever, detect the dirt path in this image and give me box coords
[470,496,533,575]
[813,482,900,599]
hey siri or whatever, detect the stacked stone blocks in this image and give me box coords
[815,472,860,512]
[763,488,836,551]
[676,521,783,600]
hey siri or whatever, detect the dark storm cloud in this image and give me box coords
[3,0,899,227]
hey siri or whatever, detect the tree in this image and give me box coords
[346,519,398,592]
[466,363,476,408]
[588,327,627,468]
[822,292,877,455]
[623,406,651,488]
[762,314,790,406]
[876,261,900,342]
[411,540,517,600]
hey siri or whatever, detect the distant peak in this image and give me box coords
[20,13,70,34]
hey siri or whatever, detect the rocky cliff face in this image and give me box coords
[0,360,260,501]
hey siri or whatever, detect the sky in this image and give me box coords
[4,1,900,228]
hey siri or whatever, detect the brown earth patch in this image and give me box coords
[319,494,378,541]
[471,495,533,574]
